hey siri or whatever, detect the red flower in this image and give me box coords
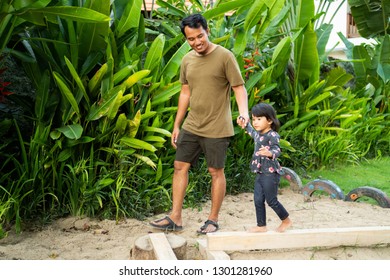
[0,67,13,103]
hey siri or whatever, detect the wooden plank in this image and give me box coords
[149,233,177,260]
[197,239,230,260]
[207,226,390,251]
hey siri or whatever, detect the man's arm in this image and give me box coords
[232,84,249,128]
[171,84,190,148]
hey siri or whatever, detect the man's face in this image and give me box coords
[184,25,210,55]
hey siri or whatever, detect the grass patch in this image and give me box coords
[301,157,390,197]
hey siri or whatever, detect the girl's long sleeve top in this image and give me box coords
[245,123,282,174]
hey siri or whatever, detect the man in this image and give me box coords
[150,13,249,234]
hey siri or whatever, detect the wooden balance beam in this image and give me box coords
[197,239,230,260]
[206,226,390,251]
[149,233,178,260]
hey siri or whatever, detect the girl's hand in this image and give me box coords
[237,115,248,128]
[259,146,272,157]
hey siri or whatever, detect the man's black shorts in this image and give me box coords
[175,129,230,168]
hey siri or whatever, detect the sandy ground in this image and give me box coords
[1,189,390,260]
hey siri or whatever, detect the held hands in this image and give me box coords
[237,115,249,129]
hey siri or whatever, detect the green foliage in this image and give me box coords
[0,0,389,235]
[236,0,390,170]
[348,0,390,38]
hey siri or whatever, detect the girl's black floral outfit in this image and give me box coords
[245,123,289,227]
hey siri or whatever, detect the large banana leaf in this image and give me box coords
[203,0,250,19]
[78,0,110,60]
[257,3,290,45]
[0,0,52,51]
[161,42,191,83]
[271,37,291,79]
[244,0,265,31]
[297,0,314,28]
[352,45,372,83]
[296,21,319,83]
[156,0,186,18]
[116,0,143,38]
[348,0,390,38]
[316,23,333,62]
[144,34,165,73]
[14,6,110,25]
[291,0,319,84]
[235,0,288,55]
[377,34,390,83]
[258,0,285,33]
[325,67,354,88]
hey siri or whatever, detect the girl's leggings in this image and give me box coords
[254,172,289,226]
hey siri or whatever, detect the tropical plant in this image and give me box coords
[1,0,389,235]
[348,0,390,38]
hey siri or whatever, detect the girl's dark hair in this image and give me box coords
[180,14,208,36]
[251,103,280,132]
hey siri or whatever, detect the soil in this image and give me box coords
[1,190,389,260]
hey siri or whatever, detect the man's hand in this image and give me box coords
[171,128,180,149]
[237,115,249,128]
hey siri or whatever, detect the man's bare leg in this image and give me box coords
[150,161,190,227]
[199,167,226,233]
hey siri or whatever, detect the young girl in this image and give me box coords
[238,103,292,233]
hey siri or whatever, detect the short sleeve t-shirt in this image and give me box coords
[180,45,244,138]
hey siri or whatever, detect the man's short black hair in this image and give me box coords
[180,13,208,36]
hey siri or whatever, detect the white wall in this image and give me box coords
[314,0,375,54]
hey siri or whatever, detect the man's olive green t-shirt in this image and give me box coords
[180,45,244,138]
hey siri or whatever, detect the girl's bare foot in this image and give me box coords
[276,217,292,232]
[247,226,268,233]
